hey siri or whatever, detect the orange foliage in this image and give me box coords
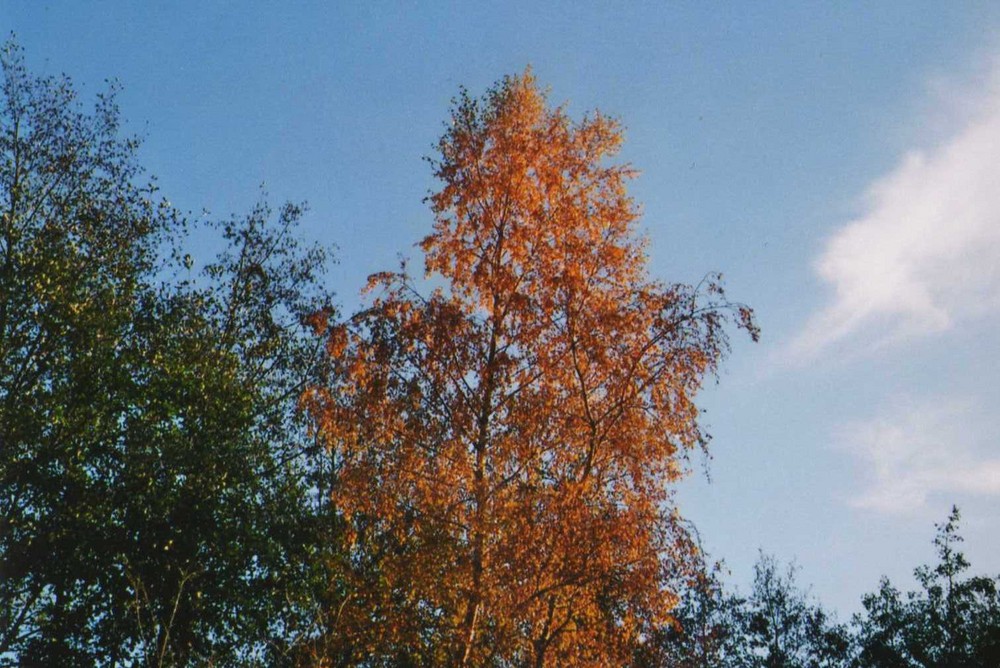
[305,70,756,666]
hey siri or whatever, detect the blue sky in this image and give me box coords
[7,2,1000,616]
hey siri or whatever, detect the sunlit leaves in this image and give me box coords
[310,70,755,666]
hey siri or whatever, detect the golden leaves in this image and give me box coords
[307,70,754,666]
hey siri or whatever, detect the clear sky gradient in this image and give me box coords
[6,2,1000,617]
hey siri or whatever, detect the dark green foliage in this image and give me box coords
[852,507,1000,668]
[636,551,849,668]
[739,554,849,668]
[634,556,745,668]
[0,40,337,666]
[642,508,1000,668]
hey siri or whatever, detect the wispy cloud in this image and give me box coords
[790,69,1000,360]
[838,398,1000,514]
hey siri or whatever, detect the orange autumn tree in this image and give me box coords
[304,71,757,666]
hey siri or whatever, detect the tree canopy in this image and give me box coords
[5,40,997,668]
[640,508,1000,668]
[0,39,337,666]
[303,70,757,667]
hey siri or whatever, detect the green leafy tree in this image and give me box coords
[632,551,746,668]
[0,40,338,666]
[852,507,1000,668]
[634,551,848,668]
[740,553,849,668]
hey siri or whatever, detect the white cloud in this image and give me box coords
[790,70,1000,360]
[838,398,1000,514]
